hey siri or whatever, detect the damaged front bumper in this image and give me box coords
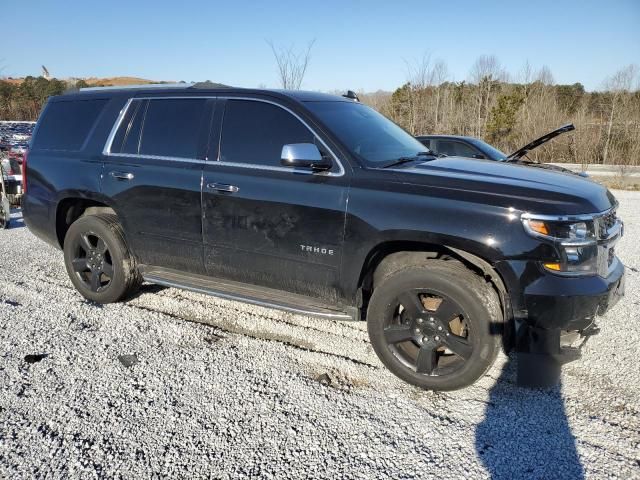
[500,258,625,387]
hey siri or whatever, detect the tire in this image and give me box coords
[367,260,502,391]
[63,214,141,303]
[0,198,9,229]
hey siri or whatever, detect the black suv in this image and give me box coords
[23,85,625,390]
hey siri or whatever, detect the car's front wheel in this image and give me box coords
[63,214,141,303]
[367,260,502,391]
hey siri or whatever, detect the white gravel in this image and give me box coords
[1,192,639,479]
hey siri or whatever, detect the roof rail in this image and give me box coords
[79,83,193,92]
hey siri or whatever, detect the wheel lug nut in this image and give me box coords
[434,335,440,341]
[437,326,443,331]
[429,317,434,322]
[414,328,421,334]
[422,336,429,342]
[417,318,423,324]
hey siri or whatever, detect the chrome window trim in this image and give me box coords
[104,152,206,164]
[103,98,134,156]
[102,95,346,177]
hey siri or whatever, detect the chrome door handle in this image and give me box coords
[207,183,239,193]
[110,171,134,181]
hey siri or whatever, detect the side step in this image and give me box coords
[141,266,354,320]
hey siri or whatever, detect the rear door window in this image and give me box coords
[434,140,456,156]
[435,140,479,158]
[33,99,108,151]
[111,100,147,154]
[417,138,432,150]
[219,99,314,167]
[138,98,207,158]
[452,142,480,158]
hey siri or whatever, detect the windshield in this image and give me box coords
[305,101,428,165]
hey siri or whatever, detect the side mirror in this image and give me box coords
[281,143,332,171]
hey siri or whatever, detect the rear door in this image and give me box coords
[101,96,212,274]
[201,97,350,304]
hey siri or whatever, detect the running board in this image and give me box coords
[141,266,354,320]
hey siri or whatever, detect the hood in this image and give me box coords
[506,123,575,161]
[386,156,616,215]
[505,161,589,178]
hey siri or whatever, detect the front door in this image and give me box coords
[201,98,349,304]
[101,97,212,274]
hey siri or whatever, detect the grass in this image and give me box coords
[595,176,640,191]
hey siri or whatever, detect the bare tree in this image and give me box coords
[602,65,638,164]
[431,60,449,131]
[469,55,504,136]
[536,65,555,86]
[267,39,315,90]
[402,53,434,133]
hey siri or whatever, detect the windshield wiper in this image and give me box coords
[382,151,434,169]
[503,157,535,164]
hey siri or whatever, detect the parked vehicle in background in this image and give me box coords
[417,134,507,160]
[0,156,23,206]
[0,121,35,156]
[416,124,585,176]
[0,162,11,229]
[0,121,33,205]
[23,86,624,391]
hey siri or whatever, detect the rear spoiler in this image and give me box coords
[506,124,575,161]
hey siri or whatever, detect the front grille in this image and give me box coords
[594,207,621,276]
[597,208,617,239]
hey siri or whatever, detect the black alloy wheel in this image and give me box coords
[69,232,115,293]
[383,288,473,376]
[63,214,141,303]
[367,261,502,391]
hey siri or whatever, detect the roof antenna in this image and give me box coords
[342,90,360,102]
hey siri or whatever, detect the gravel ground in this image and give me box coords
[1,192,639,479]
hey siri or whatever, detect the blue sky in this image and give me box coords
[3,0,639,92]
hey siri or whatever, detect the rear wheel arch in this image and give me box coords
[63,213,142,303]
[55,197,117,248]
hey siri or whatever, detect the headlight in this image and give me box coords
[521,216,598,275]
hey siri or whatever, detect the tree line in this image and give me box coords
[2,55,639,166]
[362,57,639,166]
[0,76,114,121]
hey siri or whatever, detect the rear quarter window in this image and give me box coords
[32,99,108,151]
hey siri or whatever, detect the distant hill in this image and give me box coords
[82,76,165,86]
[3,76,167,86]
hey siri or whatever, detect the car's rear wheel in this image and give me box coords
[0,199,9,229]
[63,214,141,303]
[367,260,502,391]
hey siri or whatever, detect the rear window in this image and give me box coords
[33,99,107,151]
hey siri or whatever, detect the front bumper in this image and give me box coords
[497,256,625,336]
[522,258,625,333]
[499,258,625,387]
